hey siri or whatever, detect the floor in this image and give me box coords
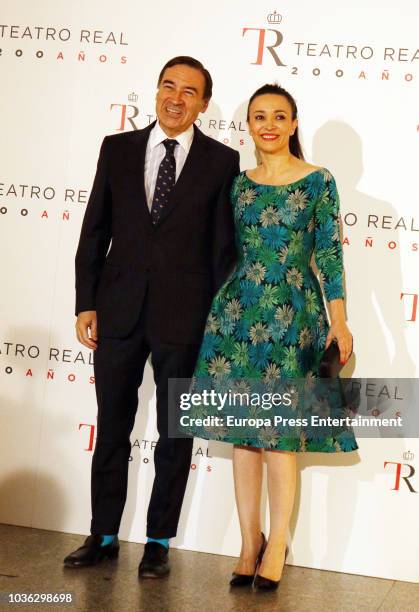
[0,524,418,612]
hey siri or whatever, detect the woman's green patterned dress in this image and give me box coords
[185,168,358,453]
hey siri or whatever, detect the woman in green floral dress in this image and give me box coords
[186,84,357,588]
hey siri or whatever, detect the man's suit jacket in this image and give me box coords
[75,122,240,344]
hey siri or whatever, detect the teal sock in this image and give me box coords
[101,535,117,547]
[147,537,169,549]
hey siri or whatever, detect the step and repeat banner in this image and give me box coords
[1,0,418,583]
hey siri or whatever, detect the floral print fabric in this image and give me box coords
[187,168,358,452]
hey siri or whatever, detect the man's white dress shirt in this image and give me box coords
[144,121,194,210]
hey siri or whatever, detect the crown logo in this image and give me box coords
[403,450,414,461]
[267,10,282,24]
[128,91,138,102]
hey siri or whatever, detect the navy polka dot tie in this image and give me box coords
[151,138,178,225]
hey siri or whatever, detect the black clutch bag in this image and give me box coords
[319,339,345,378]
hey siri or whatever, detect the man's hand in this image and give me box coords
[76,311,98,350]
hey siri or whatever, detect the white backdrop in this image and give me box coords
[1,0,419,583]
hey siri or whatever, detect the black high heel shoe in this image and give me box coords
[254,544,289,591]
[229,533,267,587]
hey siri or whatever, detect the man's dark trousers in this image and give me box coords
[91,289,199,538]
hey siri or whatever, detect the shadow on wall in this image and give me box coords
[0,325,71,531]
[291,121,414,570]
[312,120,415,378]
[0,470,66,529]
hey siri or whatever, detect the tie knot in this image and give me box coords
[163,138,178,152]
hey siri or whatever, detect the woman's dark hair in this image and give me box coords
[247,83,304,159]
[158,56,213,101]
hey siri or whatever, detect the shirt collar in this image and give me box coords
[149,121,194,153]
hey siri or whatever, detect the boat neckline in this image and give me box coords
[244,168,324,187]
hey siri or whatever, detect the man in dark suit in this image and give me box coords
[63,56,240,577]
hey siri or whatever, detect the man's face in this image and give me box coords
[156,64,209,137]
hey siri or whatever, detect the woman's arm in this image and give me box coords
[314,171,353,364]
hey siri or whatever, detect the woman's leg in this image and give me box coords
[259,450,297,581]
[232,445,264,574]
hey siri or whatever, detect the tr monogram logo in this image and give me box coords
[110,103,139,131]
[242,28,286,66]
[384,460,417,493]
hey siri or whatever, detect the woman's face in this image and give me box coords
[248,94,298,154]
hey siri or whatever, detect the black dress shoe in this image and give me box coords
[254,545,288,591]
[138,542,170,578]
[229,533,267,587]
[63,535,119,568]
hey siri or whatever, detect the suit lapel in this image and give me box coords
[126,122,155,229]
[156,125,209,226]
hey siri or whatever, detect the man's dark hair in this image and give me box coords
[158,56,213,100]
